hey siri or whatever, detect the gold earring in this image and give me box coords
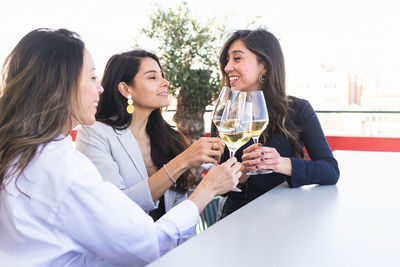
[127,95,134,114]
[259,73,267,83]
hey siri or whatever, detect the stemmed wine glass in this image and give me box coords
[246,90,272,175]
[211,86,232,135]
[219,90,253,191]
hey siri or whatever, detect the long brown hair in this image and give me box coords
[0,28,85,191]
[97,50,194,193]
[219,29,304,158]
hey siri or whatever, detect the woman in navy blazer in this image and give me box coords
[214,29,340,217]
[77,50,225,221]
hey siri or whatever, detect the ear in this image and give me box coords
[117,82,131,98]
[257,61,267,76]
[257,61,268,75]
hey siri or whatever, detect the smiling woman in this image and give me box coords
[75,51,228,254]
[77,50,197,218]
[74,49,104,126]
[0,30,241,267]
[215,28,339,219]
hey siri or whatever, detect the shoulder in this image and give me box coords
[288,96,316,122]
[79,121,115,136]
[9,139,103,227]
[77,121,128,144]
[44,139,100,177]
[288,96,312,111]
[25,139,102,195]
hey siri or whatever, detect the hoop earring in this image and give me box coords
[127,95,134,114]
[258,73,267,83]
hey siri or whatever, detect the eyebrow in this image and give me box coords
[144,70,161,75]
[231,50,245,55]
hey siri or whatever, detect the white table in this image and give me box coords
[149,151,400,267]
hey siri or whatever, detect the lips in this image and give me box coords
[157,91,168,96]
[229,75,240,86]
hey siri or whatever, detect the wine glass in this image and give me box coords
[201,87,231,179]
[211,86,232,135]
[219,90,253,192]
[246,90,273,175]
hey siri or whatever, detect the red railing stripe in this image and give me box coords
[70,130,400,152]
[326,136,400,152]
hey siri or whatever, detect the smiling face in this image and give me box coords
[224,39,266,91]
[127,57,170,111]
[74,49,103,126]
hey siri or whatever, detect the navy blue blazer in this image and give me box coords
[213,96,340,201]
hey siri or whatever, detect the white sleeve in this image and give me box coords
[76,124,157,212]
[51,174,198,267]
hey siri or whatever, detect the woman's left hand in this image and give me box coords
[241,144,292,176]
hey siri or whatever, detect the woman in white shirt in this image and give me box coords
[77,50,225,220]
[0,28,241,267]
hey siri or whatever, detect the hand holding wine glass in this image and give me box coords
[246,90,273,175]
[219,90,252,191]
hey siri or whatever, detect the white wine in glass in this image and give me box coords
[219,121,252,158]
[219,90,253,191]
[247,90,273,175]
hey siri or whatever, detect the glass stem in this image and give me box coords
[229,149,236,158]
[253,136,259,144]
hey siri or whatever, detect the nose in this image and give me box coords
[97,83,104,94]
[162,77,169,88]
[224,60,233,74]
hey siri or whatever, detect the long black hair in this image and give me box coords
[219,29,304,158]
[97,50,194,193]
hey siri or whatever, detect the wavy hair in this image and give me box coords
[0,28,85,191]
[219,29,304,158]
[96,50,194,193]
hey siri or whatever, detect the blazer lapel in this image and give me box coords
[116,128,148,180]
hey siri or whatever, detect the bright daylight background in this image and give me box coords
[1,0,400,137]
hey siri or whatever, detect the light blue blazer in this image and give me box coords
[76,121,187,213]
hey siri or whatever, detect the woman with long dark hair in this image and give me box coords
[76,50,225,221]
[0,28,241,266]
[214,28,340,218]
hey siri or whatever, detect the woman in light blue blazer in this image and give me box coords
[76,50,224,221]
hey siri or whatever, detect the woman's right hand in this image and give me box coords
[201,157,241,195]
[188,157,241,213]
[178,137,225,169]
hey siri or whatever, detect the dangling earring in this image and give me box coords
[258,73,267,83]
[126,95,134,114]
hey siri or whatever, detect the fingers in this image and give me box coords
[221,157,242,178]
[204,157,242,194]
[242,146,280,171]
[196,137,224,153]
[201,139,225,162]
[210,141,224,154]
[223,156,237,166]
[201,137,223,145]
[242,146,276,159]
[185,138,224,163]
[243,143,262,154]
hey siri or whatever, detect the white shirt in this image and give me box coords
[0,135,199,267]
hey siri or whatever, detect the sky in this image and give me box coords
[1,0,399,82]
